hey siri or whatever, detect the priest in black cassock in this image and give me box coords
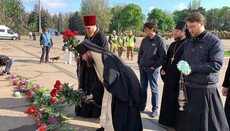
[177,12,229,131]
[222,59,230,128]
[159,21,188,128]
[75,15,109,118]
[75,40,143,131]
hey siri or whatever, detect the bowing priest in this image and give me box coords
[75,15,109,118]
[75,39,143,131]
[159,21,188,128]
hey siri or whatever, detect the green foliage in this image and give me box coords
[206,9,219,30]
[41,9,53,30]
[58,13,64,32]
[119,4,145,31]
[224,50,230,57]
[134,47,139,52]
[109,5,125,33]
[68,12,85,35]
[57,83,87,107]
[147,8,175,31]
[188,0,201,10]
[80,0,113,32]
[52,14,59,29]
[28,22,37,32]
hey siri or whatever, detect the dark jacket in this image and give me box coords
[223,59,230,88]
[138,34,167,69]
[182,31,223,86]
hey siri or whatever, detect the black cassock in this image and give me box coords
[222,58,230,128]
[81,40,143,131]
[159,39,186,128]
[75,29,109,118]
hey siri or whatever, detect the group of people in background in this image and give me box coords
[108,30,136,60]
[74,12,230,131]
[1,11,230,131]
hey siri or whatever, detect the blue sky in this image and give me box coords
[22,0,230,16]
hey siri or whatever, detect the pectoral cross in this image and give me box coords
[171,55,175,64]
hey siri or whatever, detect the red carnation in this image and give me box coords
[62,35,68,40]
[50,91,56,97]
[26,105,38,116]
[66,29,71,33]
[74,31,79,35]
[27,91,32,99]
[70,32,75,38]
[49,98,57,103]
[55,80,61,85]
[54,85,62,92]
[13,80,18,85]
[38,125,46,131]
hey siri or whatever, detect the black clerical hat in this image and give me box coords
[175,21,186,31]
[75,44,89,55]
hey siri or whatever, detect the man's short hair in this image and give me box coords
[144,19,157,31]
[186,12,205,24]
[0,57,9,65]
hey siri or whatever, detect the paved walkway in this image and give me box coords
[0,36,228,131]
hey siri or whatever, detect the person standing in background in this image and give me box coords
[126,30,136,61]
[138,20,167,118]
[117,32,125,57]
[108,30,117,53]
[40,28,53,64]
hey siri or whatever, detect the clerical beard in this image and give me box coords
[174,36,182,41]
[86,54,95,67]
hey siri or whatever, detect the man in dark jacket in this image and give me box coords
[177,12,229,131]
[137,20,167,117]
[75,40,143,131]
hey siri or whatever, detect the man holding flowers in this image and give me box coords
[75,15,109,118]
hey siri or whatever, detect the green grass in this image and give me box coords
[224,50,230,57]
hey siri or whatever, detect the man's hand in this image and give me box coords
[75,56,80,62]
[161,70,166,75]
[222,87,228,97]
[85,94,93,101]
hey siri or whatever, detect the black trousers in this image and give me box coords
[40,46,51,62]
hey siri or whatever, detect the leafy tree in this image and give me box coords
[172,7,206,24]
[28,22,37,32]
[219,6,230,30]
[221,9,230,31]
[58,13,64,32]
[80,0,113,32]
[63,13,71,31]
[52,14,58,29]
[206,8,219,30]
[109,5,125,33]
[188,0,201,10]
[68,11,84,35]
[41,9,53,30]
[148,8,175,31]
[119,4,145,31]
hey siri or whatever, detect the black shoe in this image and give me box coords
[7,71,10,75]
[96,127,104,131]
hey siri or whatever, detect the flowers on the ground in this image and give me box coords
[62,29,80,54]
[10,76,86,131]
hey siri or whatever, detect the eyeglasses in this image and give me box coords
[187,24,199,29]
[85,27,91,30]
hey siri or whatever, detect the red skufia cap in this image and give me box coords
[83,15,96,26]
